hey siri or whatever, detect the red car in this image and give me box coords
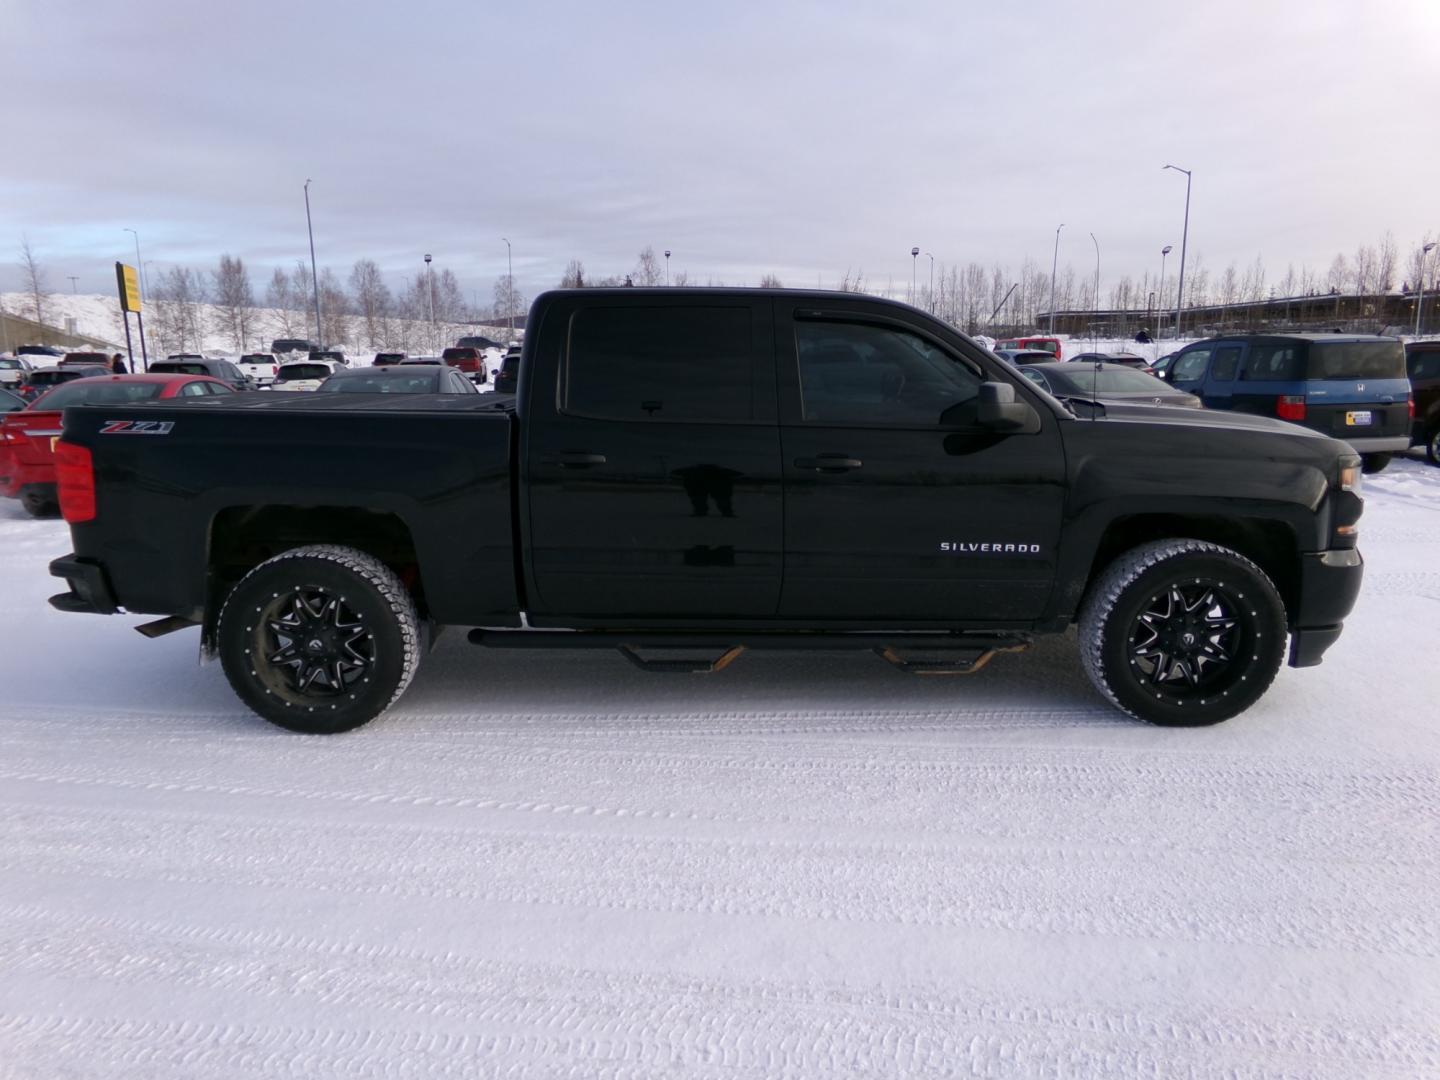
[0,373,233,516]
[994,336,1064,360]
[440,346,487,383]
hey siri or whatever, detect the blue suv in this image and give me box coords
[1165,333,1411,472]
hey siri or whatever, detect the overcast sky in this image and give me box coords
[5,0,1438,304]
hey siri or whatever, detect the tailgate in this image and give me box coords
[1306,380,1410,439]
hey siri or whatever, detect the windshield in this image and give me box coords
[151,362,208,376]
[272,340,312,353]
[36,381,165,409]
[319,373,439,393]
[28,371,79,386]
[277,364,330,381]
[1050,367,1171,394]
[1307,341,1406,381]
[239,354,272,364]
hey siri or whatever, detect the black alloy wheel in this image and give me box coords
[217,545,420,733]
[1080,540,1287,726]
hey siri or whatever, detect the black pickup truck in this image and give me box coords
[48,289,1365,733]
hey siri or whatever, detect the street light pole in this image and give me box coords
[1049,224,1064,335]
[502,237,513,338]
[1090,232,1100,341]
[1158,244,1172,335]
[123,228,145,298]
[664,249,671,286]
[68,276,79,294]
[424,253,434,351]
[910,247,919,304]
[1163,165,1192,339]
[925,252,935,313]
[303,180,323,346]
[1417,242,1437,336]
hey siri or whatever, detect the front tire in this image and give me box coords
[1361,453,1392,474]
[1426,426,1440,465]
[217,544,421,733]
[1079,540,1287,726]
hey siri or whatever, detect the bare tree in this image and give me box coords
[318,268,350,348]
[151,266,209,354]
[1351,244,1377,298]
[633,246,663,286]
[211,254,255,352]
[758,273,783,288]
[18,237,49,325]
[349,259,393,349]
[1375,231,1398,293]
[835,268,868,293]
[435,268,466,326]
[492,274,525,324]
[1327,254,1349,293]
[265,267,301,338]
[559,259,585,288]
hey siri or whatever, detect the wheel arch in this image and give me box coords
[1079,513,1301,625]
[202,505,425,653]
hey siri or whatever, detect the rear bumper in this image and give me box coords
[1287,547,1363,667]
[48,553,120,615]
[1338,435,1409,453]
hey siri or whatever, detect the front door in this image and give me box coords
[775,304,1067,623]
[524,296,783,619]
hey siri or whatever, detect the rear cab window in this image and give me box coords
[564,306,757,423]
[1307,341,1406,381]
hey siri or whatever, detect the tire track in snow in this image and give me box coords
[1,801,1436,958]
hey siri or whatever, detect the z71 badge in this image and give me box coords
[99,420,175,435]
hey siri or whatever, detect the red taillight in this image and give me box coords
[272,365,278,375]
[55,441,96,523]
[1409,396,1415,420]
[1276,395,1306,421]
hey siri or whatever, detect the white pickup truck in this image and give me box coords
[237,352,280,387]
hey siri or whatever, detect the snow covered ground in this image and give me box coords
[1,455,1439,1078]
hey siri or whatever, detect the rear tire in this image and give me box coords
[1426,427,1440,466]
[1079,540,1286,726]
[217,544,421,734]
[20,489,57,517]
[1361,453,1392,474]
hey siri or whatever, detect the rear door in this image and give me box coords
[524,294,783,619]
[775,301,1066,622]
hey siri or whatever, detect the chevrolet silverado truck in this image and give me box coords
[47,288,1365,733]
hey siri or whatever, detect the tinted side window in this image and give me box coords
[1210,346,1241,382]
[1410,353,1440,380]
[565,306,754,423]
[1243,344,1302,381]
[1170,349,1211,382]
[795,321,981,426]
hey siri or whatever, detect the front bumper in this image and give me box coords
[1287,547,1363,667]
[49,553,120,615]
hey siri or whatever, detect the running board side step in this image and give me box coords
[467,629,1030,676]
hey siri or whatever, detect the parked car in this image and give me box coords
[493,345,521,393]
[271,360,339,391]
[60,351,114,368]
[0,356,34,390]
[1406,341,1440,463]
[1165,333,1410,472]
[311,349,348,366]
[1151,352,1180,380]
[1017,361,1202,409]
[994,336,1063,360]
[149,357,257,391]
[456,334,503,351]
[373,352,408,366]
[317,366,480,395]
[994,349,1059,366]
[51,287,1364,734]
[440,346,488,383]
[237,353,280,387]
[0,387,25,413]
[16,344,63,360]
[1,373,232,516]
[270,338,318,359]
[1069,352,1150,369]
[16,365,111,402]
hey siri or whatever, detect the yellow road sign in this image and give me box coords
[116,262,142,312]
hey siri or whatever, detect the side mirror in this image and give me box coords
[976,381,1040,433]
